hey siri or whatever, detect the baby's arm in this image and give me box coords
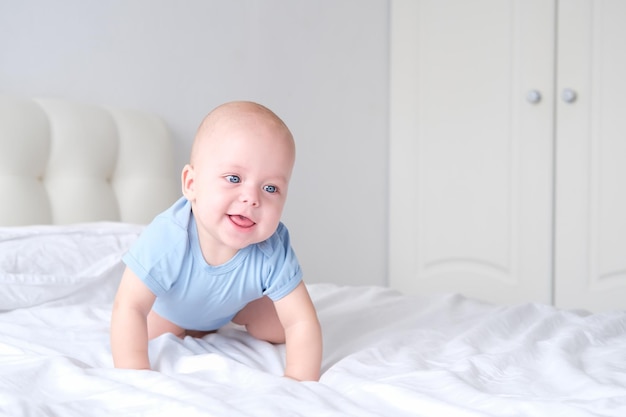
[110,267,156,369]
[274,281,323,381]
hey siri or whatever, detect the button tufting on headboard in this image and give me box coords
[0,96,180,226]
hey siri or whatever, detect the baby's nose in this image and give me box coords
[239,187,260,207]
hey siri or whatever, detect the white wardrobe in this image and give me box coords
[389,0,626,312]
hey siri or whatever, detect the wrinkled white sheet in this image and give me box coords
[1,283,626,417]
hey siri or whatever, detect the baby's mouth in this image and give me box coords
[229,215,256,228]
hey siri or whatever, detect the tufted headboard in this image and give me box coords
[0,96,180,226]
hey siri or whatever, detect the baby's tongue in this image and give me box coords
[231,215,254,228]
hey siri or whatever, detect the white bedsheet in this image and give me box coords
[1,224,626,416]
[2,285,625,416]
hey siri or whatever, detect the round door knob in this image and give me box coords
[561,88,577,103]
[526,90,542,104]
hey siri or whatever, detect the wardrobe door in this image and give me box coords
[390,0,555,304]
[554,0,626,312]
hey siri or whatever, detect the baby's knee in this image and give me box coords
[233,297,285,343]
[147,310,185,339]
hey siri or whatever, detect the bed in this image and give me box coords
[1,96,625,417]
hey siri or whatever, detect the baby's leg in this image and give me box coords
[147,309,185,339]
[232,296,285,344]
[147,310,216,339]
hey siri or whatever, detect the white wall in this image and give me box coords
[0,0,390,287]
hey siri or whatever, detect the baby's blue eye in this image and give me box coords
[263,185,277,193]
[225,175,241,184]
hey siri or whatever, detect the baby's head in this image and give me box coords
[182,101,296,263]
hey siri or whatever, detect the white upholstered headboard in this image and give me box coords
[0,96,180,226]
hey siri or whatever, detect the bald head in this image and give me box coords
[190,101,295,165]
[180,101,297,257]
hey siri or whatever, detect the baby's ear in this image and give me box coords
[181,164,196,199]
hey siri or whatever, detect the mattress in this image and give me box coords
[1,223,625,416]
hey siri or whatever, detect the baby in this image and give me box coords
[110,101,322,381]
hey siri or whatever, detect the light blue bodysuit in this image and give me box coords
[122,197,303,331]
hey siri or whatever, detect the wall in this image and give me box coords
[0,0,390,287]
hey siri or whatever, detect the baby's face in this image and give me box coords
[183,108,295,265]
